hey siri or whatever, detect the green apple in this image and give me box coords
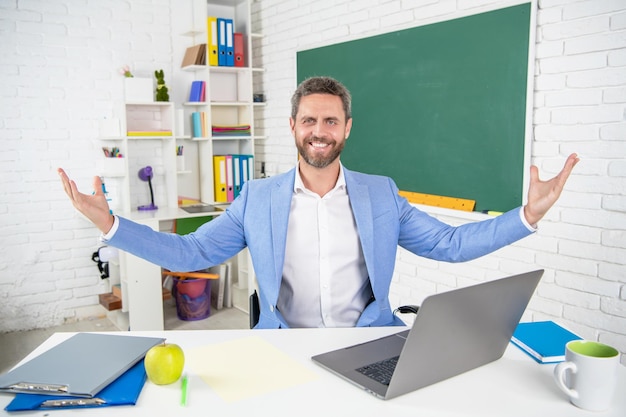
[144,343,185,385]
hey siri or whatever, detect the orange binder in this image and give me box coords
[213,156,227,202]
[234,32,244,67]
[207,17,218,66]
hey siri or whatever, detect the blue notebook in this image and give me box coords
[5,360,147,411]
[511,321,582,364]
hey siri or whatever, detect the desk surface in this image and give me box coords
[124,205,226,223]
[1,327,624,417]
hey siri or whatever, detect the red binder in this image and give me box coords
[234,32,244,67]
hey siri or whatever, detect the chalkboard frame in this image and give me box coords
[296,1,536,213]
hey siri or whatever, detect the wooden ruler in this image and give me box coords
[399,190,476,212]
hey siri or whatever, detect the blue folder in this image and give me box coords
[5,359,147,411]
[511,321,582,363]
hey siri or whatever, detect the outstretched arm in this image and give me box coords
[523,153,580,226]
[58,168,115,233]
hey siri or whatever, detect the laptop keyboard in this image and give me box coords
[355,356,399,386]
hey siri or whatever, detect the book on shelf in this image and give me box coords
[181,44,206,67]
[188,81,205,102]
[511,321,582,364]
[191,112,209,138]
[126,130,172,137]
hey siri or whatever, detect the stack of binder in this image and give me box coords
[0,333,163,411]
[213,154,254,203]
[207,16,244,67]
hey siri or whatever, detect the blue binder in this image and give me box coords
[5,360,147,411]
[225,18,234,66]
[217,18,227,66]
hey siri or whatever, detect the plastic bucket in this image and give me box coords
[172,277,211,321]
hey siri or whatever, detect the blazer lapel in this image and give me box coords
[344,170,376,285]
[268,169,296,300]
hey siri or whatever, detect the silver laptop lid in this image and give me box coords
[386,269,544,399]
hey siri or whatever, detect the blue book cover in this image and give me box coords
[188,81,204,102]
[511,321,582,364]
[192,112,202,138]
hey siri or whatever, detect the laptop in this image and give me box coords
[311,269,544,400]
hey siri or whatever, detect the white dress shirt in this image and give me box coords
[277,163,372,328]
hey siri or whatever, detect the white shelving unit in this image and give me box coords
[178,0,265,204]
[95,0,263,330]
[176,0,263,313]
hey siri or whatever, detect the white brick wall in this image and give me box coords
[0,0,175,331]
[250,0,626,364]
[1,0,624,365]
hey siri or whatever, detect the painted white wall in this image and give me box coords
[1,0,624,364]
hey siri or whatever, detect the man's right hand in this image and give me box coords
[58,168,115,234]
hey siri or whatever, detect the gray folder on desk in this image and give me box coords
[0,333,163,398]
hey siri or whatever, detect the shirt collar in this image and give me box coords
[294,161,346,194]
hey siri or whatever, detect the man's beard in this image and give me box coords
[296,136,345,168]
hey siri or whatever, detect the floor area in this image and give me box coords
[0,302,249,374]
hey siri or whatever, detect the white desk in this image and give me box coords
[1,328,624,417]
[115,206,229,331]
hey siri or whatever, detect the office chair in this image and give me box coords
[248,290,418,329]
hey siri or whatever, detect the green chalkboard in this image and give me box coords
[297,3,532,212]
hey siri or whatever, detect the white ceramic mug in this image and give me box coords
[553,340,619,411]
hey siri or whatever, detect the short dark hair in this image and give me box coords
[290,76,352,120]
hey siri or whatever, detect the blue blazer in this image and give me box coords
[108,166,533,329]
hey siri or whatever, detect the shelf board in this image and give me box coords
[181,64,264,73]
[183,101,207,106]
[125,101,172,107]
[211,136,252,141]
[210,101,250,106]
[181,64,206,72]
[181,30,204,37]
[126,136,174,140]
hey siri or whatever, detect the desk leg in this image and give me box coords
[124,252,165,331]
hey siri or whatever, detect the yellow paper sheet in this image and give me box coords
[187,336,319,402]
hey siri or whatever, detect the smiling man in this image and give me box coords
[58,76,579,329]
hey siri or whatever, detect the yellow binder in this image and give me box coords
[207,17,218,66]
[213,155,227,202]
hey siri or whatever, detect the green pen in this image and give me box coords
[180,374,188,406]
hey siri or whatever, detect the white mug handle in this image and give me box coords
[554,361,579,400]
